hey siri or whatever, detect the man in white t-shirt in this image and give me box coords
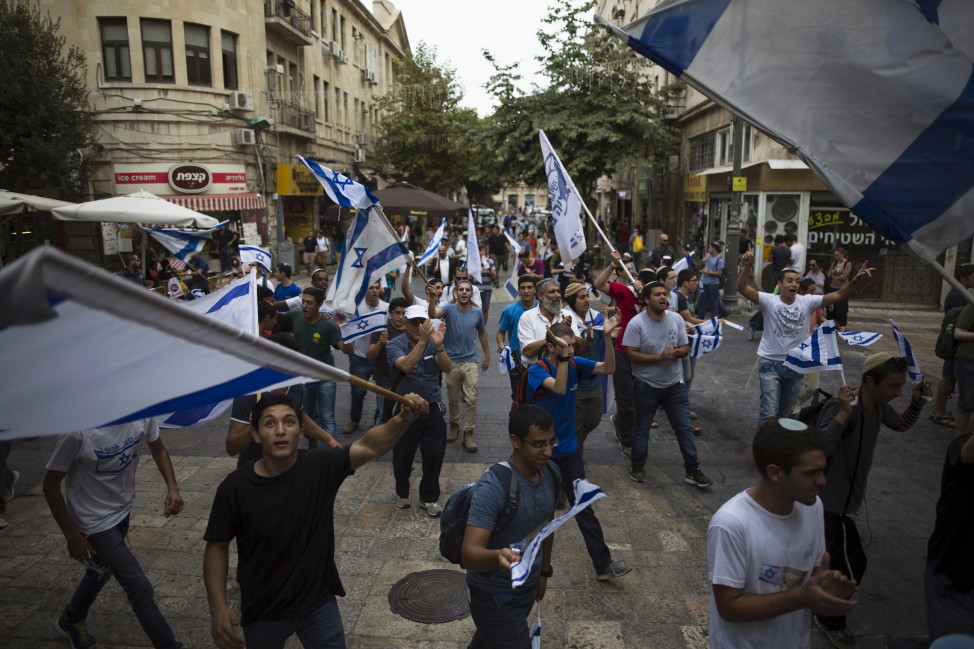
[340,280,388,434]
[43,418,183,649]
[517,278,566,368]
[708,417,858,649]
[736,251,874,425]
[785,233,806,274]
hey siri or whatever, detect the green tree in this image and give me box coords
[483,0,680,198]
[374,43,496,201]
[0,1,95,194]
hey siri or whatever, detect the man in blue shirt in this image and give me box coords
[497,275,538,399]
[526,321,632,582]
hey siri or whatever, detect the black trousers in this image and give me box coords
[817,511,867,630]
[392,404,446,503]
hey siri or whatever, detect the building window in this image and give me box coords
[718,124,753,166]
[141,19,174,83]
[688,133,716,172]
[313,75,321,117]
[99,18,131,82]
[320,0,326,34]
[221,31,238,90]
[343,91,348,127]
[322,80,330,122]
[335,87,341,125]
[331,9,338,42]
[184,24,211,86]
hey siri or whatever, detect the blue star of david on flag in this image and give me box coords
[340,310,388,344]
[351,247,367,268]
[294,155,378,210]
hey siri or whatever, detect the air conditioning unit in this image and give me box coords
[229,91,254,112]
[662,107,680,120]
[337,49,348,65]
[328,41,341,58]
[356,133,368,146]
[231,129,256,146]
[367,70,378,85]
[352,148,366,163]
[361,68,372,82]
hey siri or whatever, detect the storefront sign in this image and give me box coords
[683,174,707,202]
[276,163,325,196]
[114,163,249,194]
[732,177,747,192]
[168,163,211,193]
[807,208,896,249]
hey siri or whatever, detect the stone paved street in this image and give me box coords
[0,273,950,648]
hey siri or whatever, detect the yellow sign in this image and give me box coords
[275,163,324,196]
[683,174,707,202]
[733,177,747,192]
[808,210,846,229]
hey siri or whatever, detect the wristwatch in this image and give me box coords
[558,355,571,362]
[540,567,553,578]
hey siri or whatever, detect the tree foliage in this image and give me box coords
[374,43,494,201]
[0,0,95,194]
[482,0,680,197]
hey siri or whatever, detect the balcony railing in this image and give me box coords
[264,0,311,39]
[273,99,315,135]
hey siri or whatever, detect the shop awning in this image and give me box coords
[158,193,266,212]
[695,159,809,176]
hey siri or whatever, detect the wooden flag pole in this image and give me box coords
[580,202,637,284]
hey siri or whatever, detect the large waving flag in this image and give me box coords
[417,218,446,266]
[145,221,228,261]
[784,320,843,375]
[890,319,924,384]
[296,156,408,314]
[239,244,273,273]
[466,209,482,280]
[0,248,349,439]
[502,228,524,299]
[540,130,587,264]
[596,1,974,263]
[689,317,722,358]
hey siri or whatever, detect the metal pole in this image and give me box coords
[721,115,744,314]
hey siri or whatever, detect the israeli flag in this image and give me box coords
[511,478,606,589]
[597,0,974,263]
[889,319,924,384]
[417,218,446,266]
[540,130,587,264]
[145,221,228,261]
[838,331,883,346]
[239,245,273,273]
[672,252,694,274]
[688,317,721,358]
[498,346,516,375]
[466,210,482,280]
[530,606,541,649]
[295,155,378,211]
[503,228,521,254]
[340,310,388,344]
[784,320,844,375]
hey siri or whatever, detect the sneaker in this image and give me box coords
[596,561,633,581]
[396,497,411,509]
[745,326,755,341]
[685,467,714,488]
[629,469,645,483]
[815,617,859,649]
[342,421,358,435]
[421,502,442,517]
[4,470,19,502]
[55,617,97,649]
[620,445,631,459]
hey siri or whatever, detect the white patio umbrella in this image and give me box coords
[51,189,219,228]
[0,189,75,216]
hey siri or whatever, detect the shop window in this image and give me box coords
[185,24,211,87]
[99,17,131,82]
[141,19,174,83]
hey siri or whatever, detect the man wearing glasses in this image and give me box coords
[648,233,677,269]
[525,322,633,581]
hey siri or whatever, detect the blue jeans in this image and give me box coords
[552,450,612,573]
[62,516,178,649]
[467,580,538,649]
[758,358,804,426]
[243,597,345,649]
[631,380,699,472]
[697,282,721,318]
[304,381,336,435]
[348,355,375,424]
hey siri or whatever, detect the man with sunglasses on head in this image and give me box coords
[525,322,632,582]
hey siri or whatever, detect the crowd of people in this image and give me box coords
[15,220,973,649]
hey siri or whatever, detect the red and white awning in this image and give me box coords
[157,193,266,212]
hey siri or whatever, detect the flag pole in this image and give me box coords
[347,373,416,407]
[580,202,637,284]
[370,203,432,285]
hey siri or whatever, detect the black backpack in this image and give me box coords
[439,460,562,567]
[794,389,834,426]
[510,357,575,413]
[935,305,965,360]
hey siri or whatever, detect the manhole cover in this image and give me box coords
[388,569,469,623]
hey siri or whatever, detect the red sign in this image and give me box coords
[168,163,212,193]
[214,172,246,184]
[116,172,167,184]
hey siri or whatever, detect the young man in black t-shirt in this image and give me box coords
[204,391,426,649]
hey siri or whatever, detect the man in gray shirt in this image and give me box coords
[623,282,713,488]
[387,305,453,516]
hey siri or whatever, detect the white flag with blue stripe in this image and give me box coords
[540,130,587,264]
[688,317,721,358]
[0,248,350,439]
[672,252,694,274]
[838,331,883,347]
[784,320,844,375]
[889,319,924,384]
[511,478,606,589]
[145,221,228,261]
[417,218,446,266]
[340,310,387,344]
[530,606,541,649]
[597,1,974,263]
[466,209,482,280]
[239,245,273,273]
[295,154,379,211]
[497,345,516,375]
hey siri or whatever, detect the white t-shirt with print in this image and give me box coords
[707,490,824,649]
[517,306,566,367]
[45,419,160,535]
[756,293,824,361]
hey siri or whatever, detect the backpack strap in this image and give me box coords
[488,462,519,533]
